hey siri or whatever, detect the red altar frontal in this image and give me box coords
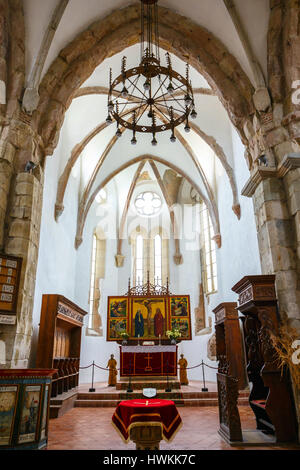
[120,345,177,377]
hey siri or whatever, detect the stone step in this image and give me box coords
[74,391,249,408]
[116,381,181,390]
[77,390,249,400]
[78,390,184,401]
[75,397,248,408]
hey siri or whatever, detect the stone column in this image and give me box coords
[253,176,299,324]
[0,142,15,248]
[242,151,300,441]
[2,170,43,368]
[242,165,300,328]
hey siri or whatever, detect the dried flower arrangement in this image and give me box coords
[269,325,300,391]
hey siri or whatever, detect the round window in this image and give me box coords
[134,191,162,216]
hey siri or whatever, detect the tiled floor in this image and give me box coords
[47,405,300,451]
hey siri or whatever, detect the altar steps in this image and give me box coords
[74,389,249,408]
[116,380,181,390]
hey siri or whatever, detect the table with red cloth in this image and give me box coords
[112,399,182,443]
[120,345,177,377]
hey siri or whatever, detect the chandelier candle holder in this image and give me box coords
[106,0,197,145]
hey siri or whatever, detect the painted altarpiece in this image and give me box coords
[106,281,192,342]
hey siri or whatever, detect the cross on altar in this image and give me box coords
[144,353,153,371]
[120,345,177,377]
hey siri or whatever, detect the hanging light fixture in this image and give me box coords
[107,0,196,145]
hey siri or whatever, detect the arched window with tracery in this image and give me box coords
[200,203,218,294]
[154,234,162,285]
[131,228,169,287]
[87,229,106,335]
[136,234,144,285]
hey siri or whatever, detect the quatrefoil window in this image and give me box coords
[134,191,162,216]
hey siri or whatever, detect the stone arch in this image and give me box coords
[268,1,300,110]
[267,0,300,144]
[33,4,255,155]
[0,0,25,121]
[148,160,183,264]
[75,155,220,250]
[115,160,147,266]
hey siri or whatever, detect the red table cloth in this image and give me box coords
[112,399,182,443]
[120,346,177,377]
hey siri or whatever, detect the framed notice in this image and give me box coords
[0,254,22,316]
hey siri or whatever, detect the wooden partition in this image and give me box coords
[213,302,244,443]
[213,302,248,390]
[36,295,87,398]
[232,275,298,442]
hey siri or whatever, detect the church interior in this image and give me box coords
[0,0,300,452]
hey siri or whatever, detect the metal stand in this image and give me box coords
[165,359,172,392]
[127,359,133,393]
[89,360,96,392]
[201,360,208,392]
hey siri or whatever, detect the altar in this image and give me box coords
[120,345,177,377]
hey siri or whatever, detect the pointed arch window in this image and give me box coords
[136,235,144,285]
[200,203,218,294]
[89,234,97,328]
[131,228,169,287]
[154,234,162,285]
[87,230,106,335]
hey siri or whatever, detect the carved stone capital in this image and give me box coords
[173,253,183,265]
[75,236,83,249]
[232,204,241,220]
[22,87,40,115]
[55,203,64,221]
[115,254,125,267]
[212,233,222,248]
[241,167,277,197]
[277,152,300,178]
[253,87,271,113]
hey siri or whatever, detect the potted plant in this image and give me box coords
[120,331,129,345]
[166,328,181,344]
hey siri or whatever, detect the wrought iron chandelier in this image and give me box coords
[106,0,197,145]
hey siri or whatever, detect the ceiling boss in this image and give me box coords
[106,0,197,146]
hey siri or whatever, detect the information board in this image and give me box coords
[0,255,22,316]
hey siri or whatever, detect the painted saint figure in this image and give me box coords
[154,308,164,337]
[134,310,144,338]
[107,354,118,386]
[178,354,189,385]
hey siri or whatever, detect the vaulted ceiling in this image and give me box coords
[22,0,270,246]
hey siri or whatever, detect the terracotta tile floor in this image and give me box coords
[47,406,300,451]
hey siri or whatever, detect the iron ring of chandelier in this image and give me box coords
[108,63,194,134]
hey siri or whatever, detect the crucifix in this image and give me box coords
[144,353,153,371]
[135,299,162,336]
